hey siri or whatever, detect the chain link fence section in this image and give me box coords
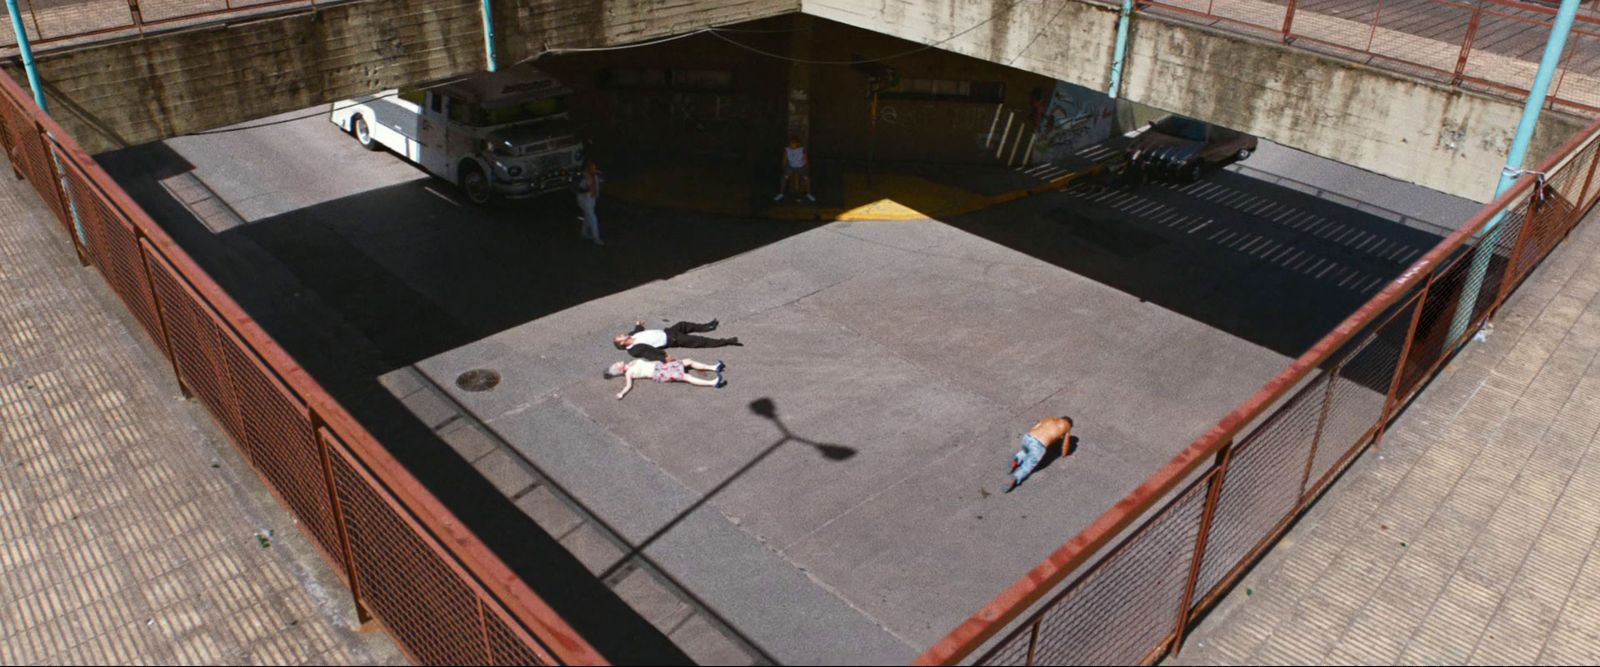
[979,476,1211,666]
[0,63,602,665]
[1143,0,1600,112]
[0,0,323,52]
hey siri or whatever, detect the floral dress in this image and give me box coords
[652,360,687,383]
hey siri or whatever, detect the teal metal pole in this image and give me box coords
[6,0,88,255]
[1108,0,1134,98]
[1447,0,1581,343]
[481,0,498,72]
[5,0,46,111]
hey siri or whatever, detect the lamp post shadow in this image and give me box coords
[597,398,855,583]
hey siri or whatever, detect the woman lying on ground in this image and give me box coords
[605,357,725,400]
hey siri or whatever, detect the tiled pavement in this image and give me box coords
[1174,210,1600,664]
[0,172,402,664]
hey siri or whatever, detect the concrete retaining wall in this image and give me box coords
[16,0,1585,198]
[801,0,1584,201]
[1121,13,1583,202]
[21,0,797,153]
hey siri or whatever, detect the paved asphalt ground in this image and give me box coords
[97,107,1478,662]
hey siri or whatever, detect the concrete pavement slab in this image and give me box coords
[474,393,916,664]
[413,216,1290,654]
[641,503,918,665]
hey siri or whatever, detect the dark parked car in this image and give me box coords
[1126,116,1258,182]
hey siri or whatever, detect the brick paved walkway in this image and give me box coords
[1174,210,1600,665]
[0,173,402,664]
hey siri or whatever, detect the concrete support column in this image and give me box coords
[785,14,814,144]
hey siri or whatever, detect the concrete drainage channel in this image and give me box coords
[379,366,769,665]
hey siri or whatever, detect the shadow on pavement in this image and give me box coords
[948,167,1447,388]
[597,397,857,585]
[97,141,828,664]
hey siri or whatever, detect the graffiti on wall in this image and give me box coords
[1031,80,1114,161]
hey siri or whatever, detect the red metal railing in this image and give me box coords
[0,53,605,667]
[1139,0,1600,113]
[916,110,1600,666]
[0,0,336,52]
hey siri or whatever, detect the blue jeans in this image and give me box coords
[577,194,600,242]
[1012,433,1047,485]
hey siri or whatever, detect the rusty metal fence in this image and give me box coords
[1138,0,1600,113]
[915,112,1600,667]
[0,60,604,667]
[0,0,336,52]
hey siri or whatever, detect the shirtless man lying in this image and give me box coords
[1009,416,1073,492]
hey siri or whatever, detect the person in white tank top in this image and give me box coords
[776,136,815,202]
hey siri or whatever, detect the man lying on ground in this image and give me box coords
[1009,416,1074,492]
[614,319,741,362]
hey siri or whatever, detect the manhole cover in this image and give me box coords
[455,369,501,392]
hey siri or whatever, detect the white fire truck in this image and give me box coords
[330,67,584,204]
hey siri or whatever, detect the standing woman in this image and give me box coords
[575,159,603,245]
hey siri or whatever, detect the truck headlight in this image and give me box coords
[508,165,524,177]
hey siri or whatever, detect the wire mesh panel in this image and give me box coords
[133,0,230,21]
[1306,299,1414,495]
[978,477,1209,666]
[1211,0,1290,34]
[484,599,557,666]
[1193,372,1329,601]
[1393,250,1472,398]
[1574,142,1600,213]
[1459,4,1550,94]
[146,250,250,445]
[217,331,344,569]
[1291,0,1391,56]
[0,100,68,229]
[1516,178,1584,281]
[23,0,132,41]
[1551,26,1600,111]
[62,164,168,357]
[329,438,498,666]
[1366,0,1474,75]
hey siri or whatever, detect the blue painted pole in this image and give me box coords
[1447,0,1581,343]
[5,0,46,111]
[1108,0,1135,98]
[481,0,498,72]
[6,0,88,255]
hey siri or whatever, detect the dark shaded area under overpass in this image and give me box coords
[953,168,1448,360]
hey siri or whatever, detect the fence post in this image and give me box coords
[1577,145,1600,212]
[1454,0,1486,85]
[1281,0,1299,42]
[35,125,88,266]
[1171,439,1234,655]
[1492,202,1542,312]
[1025,618,1041,666]
[1299,364,1342,501]
[134,237,185,389]
[315,425,370,625]
[1375,285,1431,447]
[1366,0,1388,52]
[1549,37,1577,109]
